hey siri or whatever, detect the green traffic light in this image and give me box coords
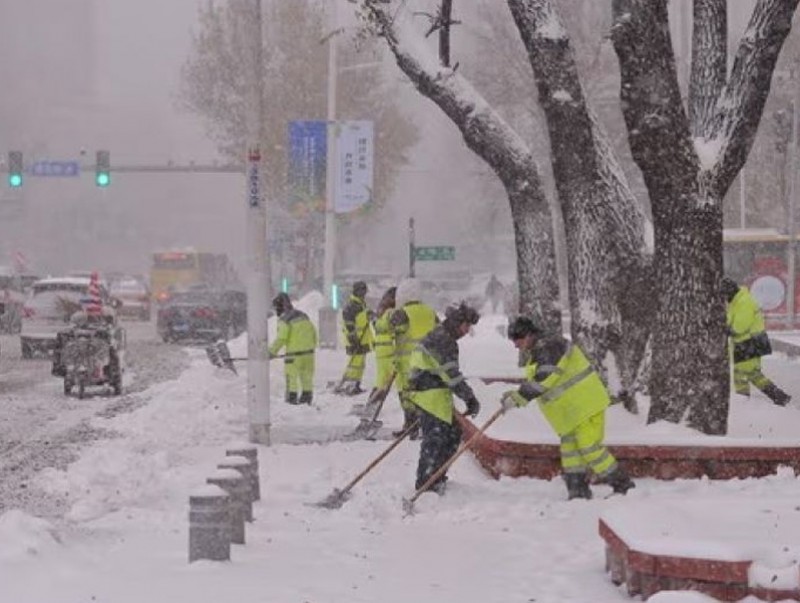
[8,173,22,188]
[96,172,110,187]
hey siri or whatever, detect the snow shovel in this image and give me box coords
[205,341,283,374]
[402,406,505,516]
[343,373,396,441]
[313,418,420,509]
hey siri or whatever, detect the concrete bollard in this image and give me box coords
[217,457,255,521]
[226,444,260,501]
[188,485,231,563]
[206,469,248,544]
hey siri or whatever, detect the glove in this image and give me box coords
[464,397,480,418]
[501,390,526,411]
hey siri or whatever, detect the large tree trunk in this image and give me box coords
[506,0,652,406]
[361,4,561,331]
[612,0,798,434]
[611,0,730,434]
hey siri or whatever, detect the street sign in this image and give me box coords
[414,246,456,261]
[247,148,261,209]
[29,160,80,177]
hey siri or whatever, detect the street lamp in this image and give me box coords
[323,0,338,309]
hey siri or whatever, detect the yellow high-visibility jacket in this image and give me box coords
[517,336,609,436]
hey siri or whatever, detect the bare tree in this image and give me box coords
[179,0,418,289]
[353,0,797,433]
[611,0,797,433]
[354,0,649,406]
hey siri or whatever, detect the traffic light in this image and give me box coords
[281,277,289,293]
[95,150,110,187]
[8,151,23,187]
[331,283,339,310]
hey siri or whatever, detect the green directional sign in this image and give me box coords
[414,245,455,261]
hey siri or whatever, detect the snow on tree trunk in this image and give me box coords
[611,0,798,434]
[358,3,561,331]
[507,0,652,405]
[612,0,729,434]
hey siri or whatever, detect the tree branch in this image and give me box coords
[707,0,799,198]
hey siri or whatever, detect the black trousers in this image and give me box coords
[415,408,462,490]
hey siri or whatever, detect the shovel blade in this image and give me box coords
[313,488,351,509]
[342,419,383,441]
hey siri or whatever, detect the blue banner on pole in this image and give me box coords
[288,121,327,214]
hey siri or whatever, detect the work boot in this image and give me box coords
[286,392,299,405]
[564,472,593,500]
[762,383,792,406]
[348,381,365,395]
[430,477,448,496]
[606,467,635,495]
[299,391,313,405]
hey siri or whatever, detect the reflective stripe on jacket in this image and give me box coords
[518,336,609,435]
[408,323,475,424]
[269,309,317,357]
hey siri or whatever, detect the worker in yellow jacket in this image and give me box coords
[389,278,439,438]
[722,277,790,405]
[407,302,481,495]
[500,316,634,500]
[336,281,373,395]
[269,293,317,405]
[371,286,397,394]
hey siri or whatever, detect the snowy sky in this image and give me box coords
[1,296,799,603]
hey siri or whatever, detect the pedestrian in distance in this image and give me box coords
[484,274,505,313]
[269,292,317,405]
[500,316,635,500]
[389,277,439,439]
[722,277,791,406]
[336,281,373,396]
[407,301,481,496]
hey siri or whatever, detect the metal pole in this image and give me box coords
[409,217,415,277]
[788,97,797,326]
[246,0,270,445]
[323,0,338,306]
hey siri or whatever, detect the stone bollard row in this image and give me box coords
[188,444,261,563]
[188,485,231,562]
[226,444,261,501]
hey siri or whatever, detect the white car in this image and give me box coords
[20,276,114,358]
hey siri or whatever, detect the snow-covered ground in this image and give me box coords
[1,295,799,603]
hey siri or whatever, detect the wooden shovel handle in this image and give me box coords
[407,406,505,505]
[338,417,418,496]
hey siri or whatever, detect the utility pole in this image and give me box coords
[323,0,338,307]
[245,0,271,445]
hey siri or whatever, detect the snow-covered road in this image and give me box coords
[0,322,190,518]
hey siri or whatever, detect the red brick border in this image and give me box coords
[456,415,800,481]
[599,519,800,601]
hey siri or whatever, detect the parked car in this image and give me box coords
[0,270,25,334]
[20,276,115,358]
[156,286,246,343]
[109,276,151,321]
